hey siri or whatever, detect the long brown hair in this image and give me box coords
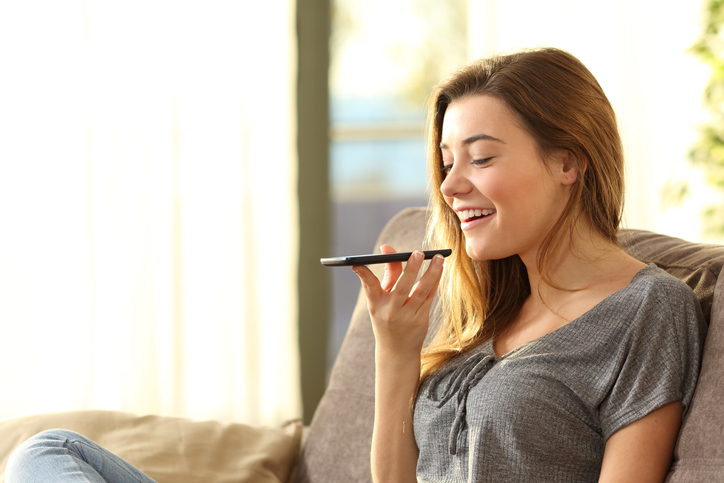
[421,47,625,379]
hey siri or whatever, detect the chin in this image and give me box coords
[465,244,489,262]
[465,241,510,262]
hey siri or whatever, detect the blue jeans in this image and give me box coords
[6,429,157,483]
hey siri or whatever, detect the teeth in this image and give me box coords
[459,209,496,220]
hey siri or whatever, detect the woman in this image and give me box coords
[352,48,706,482]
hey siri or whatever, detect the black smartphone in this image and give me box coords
[320,249,452,267]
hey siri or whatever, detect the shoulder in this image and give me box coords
[601,264,706,349]
[617,265,706,352]
[627,265,700,309]
[599,265,707,430]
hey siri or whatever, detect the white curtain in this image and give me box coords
[467,0,712,242]
[0,0,300,426]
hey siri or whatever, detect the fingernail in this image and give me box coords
[413,251,423,262]
[434,254,444,266]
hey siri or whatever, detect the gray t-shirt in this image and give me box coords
[414,265,707,482]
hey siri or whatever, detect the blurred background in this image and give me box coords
[0,0,720,426]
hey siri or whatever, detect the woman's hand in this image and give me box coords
[353,244,445,483]
[352,244,445,358]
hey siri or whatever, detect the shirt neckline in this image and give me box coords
[490,263,658,359]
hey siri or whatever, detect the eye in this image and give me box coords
[440,164,453,177]
[472,157,493,166]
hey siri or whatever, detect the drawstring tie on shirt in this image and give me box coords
[425,353,495,455]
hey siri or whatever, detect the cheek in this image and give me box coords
[483,176,546,229]
[476,175,513,206]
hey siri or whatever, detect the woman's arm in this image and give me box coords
[353,246,445,483]
[599,401,683,483]
[371,343,423,483]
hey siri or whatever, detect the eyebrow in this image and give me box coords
[439,133,506,150]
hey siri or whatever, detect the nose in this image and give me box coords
[440,162,471,198]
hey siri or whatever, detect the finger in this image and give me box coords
[380,244,396,254]
[407,254,445,310]
[351,264,384,299]
[389,250,426,301]
[379,244,402,292]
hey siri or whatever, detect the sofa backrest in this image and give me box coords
[294,207,724,483]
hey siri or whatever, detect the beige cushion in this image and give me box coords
[0,410,302,483]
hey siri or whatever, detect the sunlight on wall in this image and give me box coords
[331,1,429,98]
[0,0,299,425]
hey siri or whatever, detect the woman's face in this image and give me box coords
[439,94,576,263]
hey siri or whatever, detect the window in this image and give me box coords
[328,0,469,372]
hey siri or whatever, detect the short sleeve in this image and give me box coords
[599,273,707,441]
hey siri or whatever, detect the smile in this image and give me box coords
[458,209,496,223]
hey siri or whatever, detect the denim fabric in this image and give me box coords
[6,429,157,483]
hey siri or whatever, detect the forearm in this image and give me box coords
[352,249,444,482]
[371,348,421,483]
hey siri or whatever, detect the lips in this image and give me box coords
[458,208,496,222]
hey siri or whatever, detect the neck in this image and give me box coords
[519,224,631,307]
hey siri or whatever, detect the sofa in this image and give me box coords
[2,206,724,482]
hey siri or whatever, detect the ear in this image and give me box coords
[557,150,583,186]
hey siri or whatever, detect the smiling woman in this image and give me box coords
[351,47,707,483]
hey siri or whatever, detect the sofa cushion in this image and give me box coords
[0,410,302,483]
[618,229,724,324]
[667,274,724,482]
[296,207,724,483]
